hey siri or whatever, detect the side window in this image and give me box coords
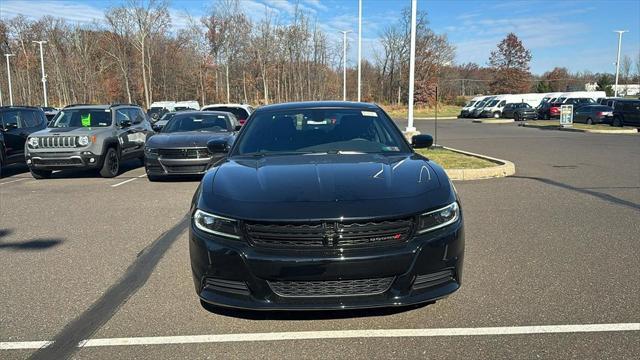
[23,111,41,128]
[115,109,131,125]
[2,110,19,130]
[498,100,506,107]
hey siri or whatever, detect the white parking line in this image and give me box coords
[0,178,28,185]
[110,178,138,187]
[137,174,147,178]
[2,323,638,350]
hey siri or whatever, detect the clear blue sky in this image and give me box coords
[1,0,638,75]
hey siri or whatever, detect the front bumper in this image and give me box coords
[26,151,103,170]
[145,155,212,176]
[190,220,464,310]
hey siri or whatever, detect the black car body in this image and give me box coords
[573,105,613,124]
[151,112,177,132]
[501,103,537,120]
[612,99,640,127]
[144,111,238,179]
[0,106,48,177]
[189,101,464,311]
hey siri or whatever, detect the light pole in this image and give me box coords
[33,40,48,107]
[5,54,15,106]
[613,30,628,97]
[339,30,351,101]
[405,0,417,133]
[357,0,362,102]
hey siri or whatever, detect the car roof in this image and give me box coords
[171,110,228,116]
[201,103,252,109]
[255,101,380,112]
[63,104,141,110]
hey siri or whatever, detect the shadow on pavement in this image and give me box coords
[0,228,63,251]
[200,300,434,320]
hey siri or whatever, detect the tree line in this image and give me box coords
[0,0,638,108]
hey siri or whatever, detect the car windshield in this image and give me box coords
[162,113,230,133]
[465,101,476,107]
[234,108,410,155]
[160,112,176,121]
[203,106,249,120]
[50,109,112,128]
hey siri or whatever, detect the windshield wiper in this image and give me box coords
[304,150,366,155]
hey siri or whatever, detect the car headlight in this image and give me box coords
[144,147,158,155]
[28,137,39,148]
[193,209,241,239]
[417,202,460,234]
[78,136,90,146]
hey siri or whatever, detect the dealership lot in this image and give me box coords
[1,120,638,359]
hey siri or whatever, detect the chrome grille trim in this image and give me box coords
[35,136,79,149]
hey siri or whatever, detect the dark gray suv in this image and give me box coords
[25,104,153,178]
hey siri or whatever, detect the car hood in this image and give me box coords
[147,131,233,148]
[31,127,112,136]
[198,153,455,221]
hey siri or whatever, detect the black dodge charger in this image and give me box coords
[144,111,239,180]
[189,101,464,310]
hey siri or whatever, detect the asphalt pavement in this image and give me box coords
[0,119,638,359]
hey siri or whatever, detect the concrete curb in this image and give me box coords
[441,146,516,181]
[472,119,515,124]
[521,123,638,134]
[415,116,458,120]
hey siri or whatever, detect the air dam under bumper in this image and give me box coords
[27,151,103,170]
[190,221,464,310]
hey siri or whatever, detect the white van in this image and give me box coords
[479,95,521,118]
[555,91,605,103]
[460,96,489,118]
[470,96,496,118]
[174,100,200,111]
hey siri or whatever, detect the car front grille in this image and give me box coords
[158,148,210,159]
[268,277,394,297]
[163,165,207,173]
[37,136,78,148]
[245,218,415,249]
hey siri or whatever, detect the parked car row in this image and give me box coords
[0,102,254,179]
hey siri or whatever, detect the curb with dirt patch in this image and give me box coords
[441,147,516,181]
[472,119,515,124]
[520,123,638,134]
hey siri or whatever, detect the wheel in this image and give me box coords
[30,168,52,179]
[514,113,520,121]
[493,112,500,118]
[99,147,120,178]
[612,116,623,127]
[586,118,593,125]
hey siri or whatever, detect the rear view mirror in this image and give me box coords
[207,138,230,153]
[412,134,433,149]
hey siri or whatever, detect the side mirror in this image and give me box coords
[207,138,230,153]
[234,125,242,131]
[412,134,433,149]
[152,125,163,132]
[120,119,132,128]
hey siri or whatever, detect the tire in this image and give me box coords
[99,147,120,178]
[586,118,593,125]
[30,168,52,179]
[0,158,3,179]
[514,113,520,122]
[544,113,549,120]
[612,116,623,127]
